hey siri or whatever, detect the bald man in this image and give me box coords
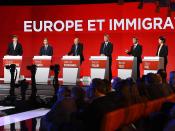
[67,38,84,64]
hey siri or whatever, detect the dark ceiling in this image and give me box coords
[0,0,139,5]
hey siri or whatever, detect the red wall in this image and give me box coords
[0,3,175,78]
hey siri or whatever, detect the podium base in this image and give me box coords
[63,68,79,85]
[91,68,106,80]
[35,68,50,84]
[4,67,20,83]
[118,69,132,79]
[144,70,157,75]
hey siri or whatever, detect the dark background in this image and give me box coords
[0,0,138,5]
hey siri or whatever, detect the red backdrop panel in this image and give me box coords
[0,3,174,78]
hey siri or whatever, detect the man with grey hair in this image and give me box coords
[68,37,84,64]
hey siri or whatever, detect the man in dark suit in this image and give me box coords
[40,38,53,56]
[100,34,113,81]
[125,37,142,79]
[6,35,23,56]
[67,38,84,64]
[156,36,168,71]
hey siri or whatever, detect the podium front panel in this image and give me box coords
[4,67,20,83]
[118,69,133,79]
[90,60,107,68]
[63,68,79,84]
[117,60,133,69]
[3,59,22,67]
[33,56,52,83]
[62,60,80,68]
[143,61,159,70]
[116,56,137,80]
[3,56,22,83]
[35,68,50,83]
[91,69,106,80]
[33,60,51,67]
[90,56,109,80]
[62,56,80,85]
[143,57,164,75]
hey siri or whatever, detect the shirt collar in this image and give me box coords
[134,43,138,46]
[13,42,17,45]
[160,43,163,47]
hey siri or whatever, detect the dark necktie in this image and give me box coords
[75,45,77,55]
[103,44,107,53]
[44,46,47,55]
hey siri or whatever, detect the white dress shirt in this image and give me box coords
[133,43,138,50]
[13,42,17,50]
[44,45,48,50]
[158,44,163,56]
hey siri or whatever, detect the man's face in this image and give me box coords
[158,39,162,45]
[104,36,109,42]
[133,38,137,44]
[74,38,79,45]
[12,37,18,43]
[43,39,48,46]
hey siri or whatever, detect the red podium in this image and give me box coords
[3,56,22,83]
[143,56,164,75]
[89,56,109,80]
[33,56,52,83]
[62,56,80,85]
[116,56,137,80]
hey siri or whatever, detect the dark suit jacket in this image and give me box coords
[156,44,168,64]
[68,43,84,63]
[127,44,142,63]
[40,45,53,56]
[100,42,113,60]
[83,94,123,131]
[7,42,23,56]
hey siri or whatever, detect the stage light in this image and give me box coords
[138,0,143,9]
[118,0,124,5]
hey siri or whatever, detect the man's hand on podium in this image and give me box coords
[101,54,105,56]
[125,49,129,53]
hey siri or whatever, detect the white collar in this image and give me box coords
[13,42,17,45]
[159,44,163,47]
[134,43,138,46]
